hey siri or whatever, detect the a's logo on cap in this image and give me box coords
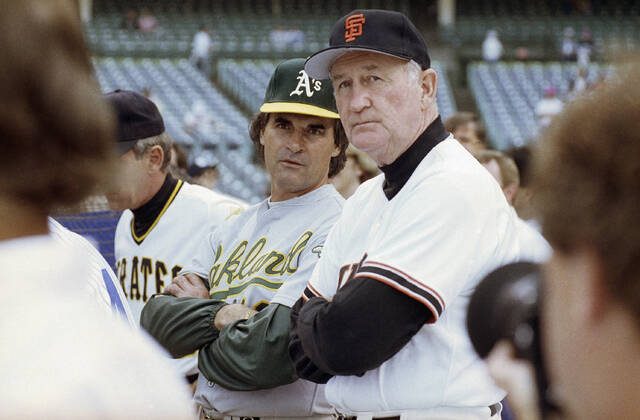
[290,70,322,98]
[344,13,366,42]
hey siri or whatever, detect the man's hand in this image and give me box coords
[164,273,210,299]
[214,304,257,330]
[486,341,541,420]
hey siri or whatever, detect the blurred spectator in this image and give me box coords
[482,30,503,63]
[475,150,519,205]
[569,66,589,99]
[560,27,577,61]
[137,7,158,34]
[269,26,305,50]
[576,28,594,68]
[505,145,537,227]
[190,26,213,76]
[169,143,190,180]
[331,145,380,198]
[121,8,138,31]
[0,2,193,417]
[514,46,530,61]
[535,86,564,129]
[444,111,488,154]
[187,151,220,190]
[183,99,217,141]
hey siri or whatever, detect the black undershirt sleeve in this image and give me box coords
[288,277,432,382]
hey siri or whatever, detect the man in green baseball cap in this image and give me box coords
[141,58,349,419]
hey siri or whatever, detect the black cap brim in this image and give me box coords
[305,46,413,79]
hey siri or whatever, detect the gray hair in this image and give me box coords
[132,132,173,171]
[405,59,423,85]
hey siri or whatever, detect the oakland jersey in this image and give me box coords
[187,184,344,416]
[115,180,245,374]
[304,138,549,418]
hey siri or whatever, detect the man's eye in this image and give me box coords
[308,128,325,136]
[338,80,351,89]
[275,122,290,129]
[366,75,382,82]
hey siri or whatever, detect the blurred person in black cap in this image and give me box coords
[104,89,246,384]
[187,151,220,190]
[485,63,640,420]
[288,9,547,419]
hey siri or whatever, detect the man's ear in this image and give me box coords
[420,68,438,109]
[503,183,519,205]
[146,145,164,172]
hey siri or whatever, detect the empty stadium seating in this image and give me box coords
[94,57,269,203]
[468,61,612,149]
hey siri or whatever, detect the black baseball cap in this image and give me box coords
[260,58,339,119]
[305,9,430,79]
[104,89,165,155]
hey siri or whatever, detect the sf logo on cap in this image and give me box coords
[290,70,322,98]
[345,13,366,42]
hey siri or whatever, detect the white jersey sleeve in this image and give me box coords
[48,218,135,327]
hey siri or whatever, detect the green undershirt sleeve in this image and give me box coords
[198,303,297,391]
[140,295,227,358]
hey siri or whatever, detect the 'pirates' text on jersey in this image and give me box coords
[115,181,245,323]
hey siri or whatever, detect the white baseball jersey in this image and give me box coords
[306,138,549,417]
[187,184,344,416]
[115,180,246,375]
[0,233,194,419]
[49,218,135,327]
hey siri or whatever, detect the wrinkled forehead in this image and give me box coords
[329,51,408,80]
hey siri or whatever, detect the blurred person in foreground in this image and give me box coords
[486,63,640,420]
[0,1,193,418]
[444,111,488,154]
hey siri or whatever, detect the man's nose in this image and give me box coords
[348,85,371,113]
[286,130,304,153]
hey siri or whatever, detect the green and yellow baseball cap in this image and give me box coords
[259,58,340,119]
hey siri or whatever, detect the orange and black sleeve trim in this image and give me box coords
[356,261,444,323]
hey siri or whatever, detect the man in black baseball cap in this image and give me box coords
[305,9,430,80]
[103,88,246,391]
[288,9,530,419]
[105,89,165,156]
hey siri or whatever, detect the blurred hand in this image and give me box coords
[164,273,209,299]
[487,341,541,420]
[214,304,257,330]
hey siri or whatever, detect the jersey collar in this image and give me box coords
[379,116,448,200]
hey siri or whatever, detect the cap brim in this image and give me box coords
[116,139,139,155]
[305,46,410,79]
[260,102,340,119]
